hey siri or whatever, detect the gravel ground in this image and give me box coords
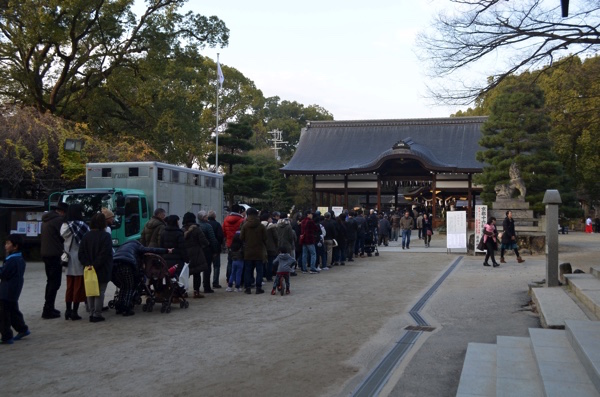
[1,232,597,397]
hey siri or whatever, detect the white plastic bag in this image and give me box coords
[179,262,190,290]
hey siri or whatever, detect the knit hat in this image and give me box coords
[183,212,196,225]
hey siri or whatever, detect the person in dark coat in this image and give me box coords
[378,215,391,246]
[500,210,525,264]
[112,240,171,315]
[422,214,433,248]
[345,212,358,262]
[160,215,189,271]
[78,213,113,323]
[0,234,30,344]
[182,212,210,299]
[40,201,68,319]
[334,214,347,266]
[207,210,224,288]
[240,207,268,294]
[197,210,219,293]
[140,208,166,247]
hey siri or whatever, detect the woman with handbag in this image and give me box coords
[60,203,89,320]
[78,213,113,323]
[422,214,433,248]
[483,217,500,268]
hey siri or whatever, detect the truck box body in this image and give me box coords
[86,162,223,221]
[57,162,223,247]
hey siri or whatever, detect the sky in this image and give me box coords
[140,1,471,120]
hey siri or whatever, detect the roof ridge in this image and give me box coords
[306,117,487,129]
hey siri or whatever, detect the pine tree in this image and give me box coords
[475,79,575,214]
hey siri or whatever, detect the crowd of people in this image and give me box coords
[0,201,535,343]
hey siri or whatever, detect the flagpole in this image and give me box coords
[215,53,220,174]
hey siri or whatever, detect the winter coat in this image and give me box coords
[264,221,279,257]
[391,214,401,228]
[113,240,168,267]
[275,219,296,254]
[240,215,267,261]
[208,218,224,246]
[199,220,219,255]
[355,215,367,237]
[321,219,337,241]
[60,222,88,277]
[422,218,433,235]
[222,213,244,247]
[483,223,498,244]
[378,218,391,237]
[140,216,166,247]
[78,230,113,284]
[300,218,320,245]
[274,253,296,273]
[345,217,358,241]
[416,215,424,229]
[41,211,65,257]
[159,225,189,267]
[399,216,414,231]
[182,223,209,274]
[0,252,26,302]
[501,217,517,245]
[334,219,347,245]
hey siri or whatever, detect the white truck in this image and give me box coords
[53,161,223,246]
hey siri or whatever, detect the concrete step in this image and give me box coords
[456,343,496,397]
[566,321,600,393]
[495,336,544,396]
[529,328,600,396]
[590,266,600,280]
[531,287,591,329]
[565,274,600,319]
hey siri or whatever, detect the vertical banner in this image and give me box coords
[446,211,467,251]
[474,205,488,254]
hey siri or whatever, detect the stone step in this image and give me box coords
[531,287,591,329]
[456,343,496,397]
[565,274,600,319]
[495,336,544,396]
[529,328,600,396]
[590,266,600,280]
[566,320,600,393]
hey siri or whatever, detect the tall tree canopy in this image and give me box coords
[474,79,575,213]
[418,0,600,105]
[0,0,229,115]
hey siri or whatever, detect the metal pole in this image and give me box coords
[215,53,220,173]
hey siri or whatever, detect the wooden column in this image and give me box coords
[344,175,349,210]
[467,173,473,227]
[394,183,399,210]
[432,174,437,222]
[377,176,382,211]
[312,175,316,210]
[327,192,331,209]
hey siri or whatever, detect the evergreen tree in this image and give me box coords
[208,122,268,206]
[475,79,576,214]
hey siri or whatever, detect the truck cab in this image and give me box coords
[54,188,149,246]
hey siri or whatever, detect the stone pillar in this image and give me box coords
[543,190,562,287]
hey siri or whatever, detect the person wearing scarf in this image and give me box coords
[60,203,90,320]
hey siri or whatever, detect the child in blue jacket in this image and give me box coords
[0,234,30,344]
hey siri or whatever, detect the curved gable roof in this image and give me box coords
[281,117,487,175]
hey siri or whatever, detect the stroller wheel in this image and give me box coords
[375,252,379,256]
[108,300,115,309]
[166,306,171,314]
[142,304,147,312]
[184,301,189,309]
[160,305,166,313]
[179,301,185,309]
[147,304,153,312]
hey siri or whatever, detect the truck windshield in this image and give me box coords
[61,193,121,227]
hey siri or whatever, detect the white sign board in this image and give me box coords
[331,206,344,217]
[474,205,488,254]
[447,211,467,250]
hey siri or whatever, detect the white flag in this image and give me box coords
[217,60,224,88]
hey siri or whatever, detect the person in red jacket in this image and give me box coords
[222,204,246,281]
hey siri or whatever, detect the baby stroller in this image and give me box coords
[141,253,189,313]
[364,229,379,257]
